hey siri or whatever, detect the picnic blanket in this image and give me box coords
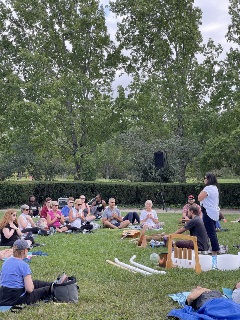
[167,298,240,320]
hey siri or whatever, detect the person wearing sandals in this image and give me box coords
[0,239,53,306]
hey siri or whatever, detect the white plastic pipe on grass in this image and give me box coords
[129,255,166,275]
[114,258,152,275]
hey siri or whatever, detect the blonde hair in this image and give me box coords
[13,246,26,258]
[0,209,18,230]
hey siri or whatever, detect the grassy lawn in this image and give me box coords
[0,212,240,320]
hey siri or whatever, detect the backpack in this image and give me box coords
[51,276,79,303]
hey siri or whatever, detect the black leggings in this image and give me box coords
[17,280,52,305]
[123,212,140,224]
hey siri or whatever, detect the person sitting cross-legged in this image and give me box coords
[47,201,68,233]
[102,198,130,229]
[18,204,40,234]
[140,200,160,229]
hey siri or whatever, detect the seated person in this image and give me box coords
[40,197,52,219]
[182,195,202,221]
[102,198,130,229]
[61,197,74,222]
[90,194,107,217]
[47,201,68,233]
[79,195,95,221]
[0,239,52,306]
[0,209,23,246]
[68,200,85,231]
[140,200,159,229]
[123,211,140,224]
[28,195,40,217]
[18,204,40,234]
[166,204,209,252]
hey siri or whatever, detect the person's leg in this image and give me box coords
[103,220,118,229]
[132,212,140,223]
[123,212,133,223]
[119,220,130,228]
[23,280,52,304]
[203,213,220,253]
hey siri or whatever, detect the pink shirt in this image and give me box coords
[47,210,63,227]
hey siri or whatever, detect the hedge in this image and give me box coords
[0,181,239,209]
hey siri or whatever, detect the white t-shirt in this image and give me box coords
[200,185,219,221]
[70,208,82,228]
[140,209,158,228]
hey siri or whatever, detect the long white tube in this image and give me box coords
[114,258,152,275]
[129,255,166,275]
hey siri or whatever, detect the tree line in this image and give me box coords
[0,0,239,182]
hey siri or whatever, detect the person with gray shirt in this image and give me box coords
[102,198,130,229]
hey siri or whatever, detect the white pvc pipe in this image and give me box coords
[130,255,166,275]
[114,258,152,275]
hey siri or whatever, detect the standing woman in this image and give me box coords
[0,209,22,246]
[198,172,220,269]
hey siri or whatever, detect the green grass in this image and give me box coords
[0,212,240,320]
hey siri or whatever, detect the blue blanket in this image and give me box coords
[167,298,240,320]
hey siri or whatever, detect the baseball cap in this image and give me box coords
[21,204,29,210]
[13,239,30,250]
[188,195,195,200]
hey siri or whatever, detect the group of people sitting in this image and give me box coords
[0,193,164,252]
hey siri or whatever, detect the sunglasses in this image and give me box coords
[53,204,59,207]
[12,214,17,217]
[77,203,82,206]
[24,208,30,211]
[69,201,74,203]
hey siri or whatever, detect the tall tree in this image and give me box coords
[1,0,118,179]
[110,0,222,182]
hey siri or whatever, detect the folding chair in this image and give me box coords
[165,234,202,273]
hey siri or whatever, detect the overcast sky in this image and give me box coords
[101,0,235,93]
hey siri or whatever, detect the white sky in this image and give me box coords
[101,0,235,93]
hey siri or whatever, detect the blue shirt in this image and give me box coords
[61,206,71,217]
[1,257,32,288]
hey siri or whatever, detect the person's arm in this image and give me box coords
[18,216,28,229]
[174,227,187,234]
[102,200,107,210]
[26,215,36,227]
[150,212,159,224]
[24,274,34,293]
[59,214,65,224]
[47,212,58,226]
[2,226,22,239]
[187,288,211,305]
[114,210,123,222]
[198,191,208,202]
[85,204,90,216]
[140,211,149,224]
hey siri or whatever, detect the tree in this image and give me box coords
[0,0,119,180]
[110,0,222,182]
